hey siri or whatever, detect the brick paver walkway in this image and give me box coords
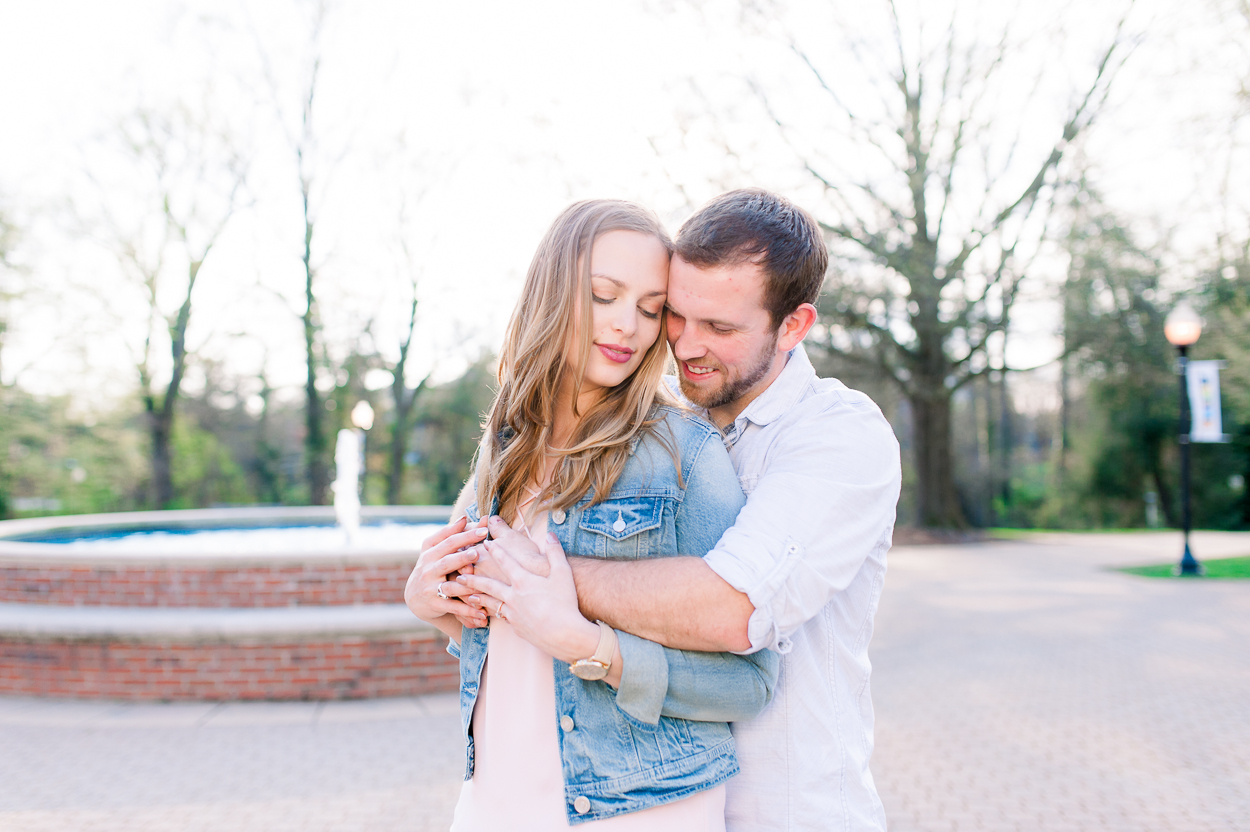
[0,531,1246,831]
[873,532,1250,832]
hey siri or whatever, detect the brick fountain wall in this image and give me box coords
[0,562,413,607]
[0,507,461,701]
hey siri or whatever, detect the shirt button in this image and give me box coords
[573,796,591,814]
[552,509,566,524]
[560,715,575,732]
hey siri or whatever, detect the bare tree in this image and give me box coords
[296,40,331,506]
[381,217,429,505]
[374,137,447,506]
[91,105,246,508]
[254,0,354,506]
[738,1,1136,526]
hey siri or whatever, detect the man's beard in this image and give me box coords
[678,332,778,412]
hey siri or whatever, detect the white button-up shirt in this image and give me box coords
[675,343,901,832]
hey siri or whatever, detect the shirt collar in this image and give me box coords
[663,343,817,443]
[731,342,815,431]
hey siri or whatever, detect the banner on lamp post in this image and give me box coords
[1186,360,1230,443]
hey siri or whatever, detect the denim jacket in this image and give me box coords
[452,405,779,824]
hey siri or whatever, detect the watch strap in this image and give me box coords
[589,620,615,668]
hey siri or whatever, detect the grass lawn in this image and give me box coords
[1119,556,1250,579]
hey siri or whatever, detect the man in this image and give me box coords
[453,189,900,830]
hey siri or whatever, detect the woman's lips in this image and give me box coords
[596,343,635,364]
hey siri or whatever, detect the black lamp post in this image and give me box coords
[1164,301,1203,576]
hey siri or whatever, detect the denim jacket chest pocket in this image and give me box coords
[572,493,675,560]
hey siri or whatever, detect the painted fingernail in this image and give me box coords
[475,527,488,536]
[548,532,558,543]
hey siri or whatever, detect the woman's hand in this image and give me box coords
[404,516,490,638]
[457,531,603,668]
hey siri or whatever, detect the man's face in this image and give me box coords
[665,255,781,417]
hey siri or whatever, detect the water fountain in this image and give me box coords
[0,409,457,701]
[332,428,363,545]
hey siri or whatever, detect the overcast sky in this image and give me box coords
[0,0,1245,412]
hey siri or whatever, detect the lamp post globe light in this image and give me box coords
[350,400,375,431]
[350,401,375,503]
[1164,301,1203,576]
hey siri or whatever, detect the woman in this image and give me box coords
[405,200,777,829]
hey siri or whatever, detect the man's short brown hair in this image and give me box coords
[675,189,828,329]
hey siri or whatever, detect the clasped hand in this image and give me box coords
[456,516,600,665]
[403,515,490,630]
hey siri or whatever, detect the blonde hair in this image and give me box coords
[477,199,676,520]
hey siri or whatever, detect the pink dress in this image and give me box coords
[449,512,726,832]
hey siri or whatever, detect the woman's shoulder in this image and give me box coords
[648,403,723,447]
[627,403,730,487]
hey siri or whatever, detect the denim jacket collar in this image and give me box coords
[492,416,650,488]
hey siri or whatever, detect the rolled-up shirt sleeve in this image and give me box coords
[614,422,784,724]
[704,396,901,654]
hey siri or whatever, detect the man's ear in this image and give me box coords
[777,303,818,351]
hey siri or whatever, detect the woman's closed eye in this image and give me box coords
[592,294,614,305]
[639,305,660,320]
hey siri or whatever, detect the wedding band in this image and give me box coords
[436,582,448,600]
[496,602,507,621]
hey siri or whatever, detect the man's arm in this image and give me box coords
[577,393,901,657]
[571,555,754,653]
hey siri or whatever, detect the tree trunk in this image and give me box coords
[385,370,425,507]
[1057,356,1070,488]
[385,386,414,506]
[975,376,991,523]
[254,373,283,504]
[144,270,195,511]
[384,288,422,506]
[912,388,967,528]
[1239,424,1250,528]
[301,193,329,505]
[998,369,1013,515]
[1241,435,1250,528]
[149,406,174,508]
[304,310,328,505]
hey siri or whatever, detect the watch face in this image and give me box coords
[570,660,608,681]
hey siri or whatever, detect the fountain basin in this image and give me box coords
[0,506,443,608]
[0,507,460,701]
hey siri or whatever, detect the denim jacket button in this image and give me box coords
[560,715,575,732]
[552,509,567,524]
[574,796,591,814]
